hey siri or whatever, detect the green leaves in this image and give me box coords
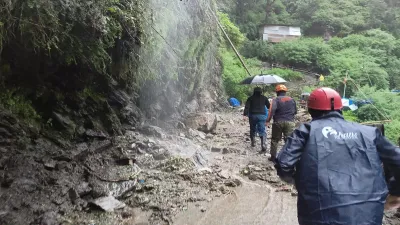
[272,37,333,71]
[218,12,245,47]
[342,110,358,122]
[0,0,145,78]
[220,48,261,102]
[264,68,303,81]
[350,86,400,143]
[241,40,274,61]
[223,0,400,39]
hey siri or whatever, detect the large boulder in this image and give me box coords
[184,113,218,134]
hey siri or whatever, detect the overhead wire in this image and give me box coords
[348,79,391,121]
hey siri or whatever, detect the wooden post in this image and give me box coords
[343,71,348,98]
[213,12,252,77]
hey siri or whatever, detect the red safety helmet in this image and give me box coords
[307,87,343,110]
[275,84,288,92]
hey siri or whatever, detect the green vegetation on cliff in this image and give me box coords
[0,0,148,135]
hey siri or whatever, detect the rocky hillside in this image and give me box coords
[0,0,223,140]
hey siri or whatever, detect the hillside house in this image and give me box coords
[260,24,301,43]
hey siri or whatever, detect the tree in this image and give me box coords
[265,0,277,21]
[218,12,246,47]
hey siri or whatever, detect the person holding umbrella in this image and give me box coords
[240,74,288,152]
[243,87,270,152]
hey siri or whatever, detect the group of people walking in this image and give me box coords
[242,85,400,225]
[243,84,297,162]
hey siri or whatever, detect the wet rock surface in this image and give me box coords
[185,113,218,134]
[91,196,126,212]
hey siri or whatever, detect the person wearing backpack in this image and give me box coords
[266,84,297,162]
[243,87,270,152]
[274,87,400,225]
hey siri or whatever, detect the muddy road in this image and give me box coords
[2,108,399,225]
[172,110,299,225]
[174,184,297,225]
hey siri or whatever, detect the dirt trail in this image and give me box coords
[174,183,297,225]
[172,110,299,225]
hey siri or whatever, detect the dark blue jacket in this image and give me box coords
[275,112,400,225]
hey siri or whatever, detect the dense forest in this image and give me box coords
[218,0,400,142]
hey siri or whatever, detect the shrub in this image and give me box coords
[343,110,358,122]
[386,120,400,145]
[218,12,246,47]
[0,89,40,123]
[240,40,275,61]
[273,37,333,72]
[263,68,303,81]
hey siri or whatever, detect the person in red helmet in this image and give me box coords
[274,87,400,225]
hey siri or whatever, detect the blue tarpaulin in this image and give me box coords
[341,98,358,111]
[355,99,374,107]
[228,97,240,107]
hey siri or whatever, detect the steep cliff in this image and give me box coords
[138,0,223,122]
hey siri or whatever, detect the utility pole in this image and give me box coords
[206,3,252,76]
[343,71,348,98]
[214,16,252,77]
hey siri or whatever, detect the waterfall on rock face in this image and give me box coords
[137,0,222,124]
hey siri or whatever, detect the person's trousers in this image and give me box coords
[249,114,268,137]
[270,121,295,157]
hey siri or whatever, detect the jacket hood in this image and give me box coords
[253,87,262,95]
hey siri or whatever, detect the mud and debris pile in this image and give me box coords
[294,108,312,127]
[1,109,399,225]
[109,126,245,224]
[240,162,297,195]
[0,110,248,225]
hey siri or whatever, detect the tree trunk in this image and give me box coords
[236,1,244,24]
[265,0,277,22]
